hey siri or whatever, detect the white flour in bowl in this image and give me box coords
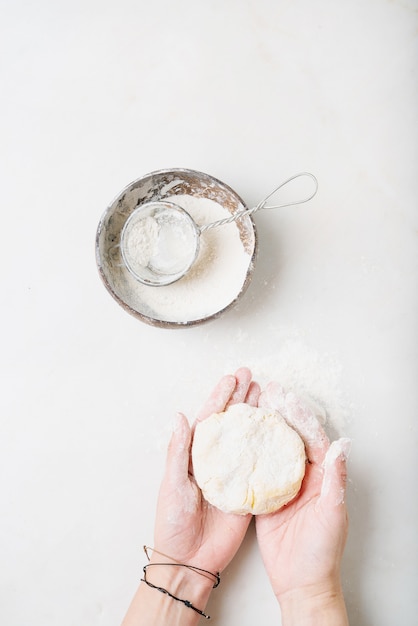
[126,195,253,322]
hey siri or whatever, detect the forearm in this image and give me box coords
[120,565,214,626]
[279,582,349,626]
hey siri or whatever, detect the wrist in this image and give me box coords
[145,555,215,607]
[279,581,349,626]
[121,556,215,626]
[122,548,217,626]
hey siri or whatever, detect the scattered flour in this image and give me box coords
[166,321,351,439]
[225,335,351,436]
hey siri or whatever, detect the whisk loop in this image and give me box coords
[199,172,318,233]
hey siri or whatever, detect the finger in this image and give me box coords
[164,412,192,488]
[319,438,351,507]
[284,392,329,464]
[245,381,261,406]
[195,374,236,423]
[227,367,253,406]
[258,381,286,413]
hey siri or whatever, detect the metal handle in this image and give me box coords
[199,172,318,233]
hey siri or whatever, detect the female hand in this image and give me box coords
[121,368,260,626]
[256,383,350,623]
[153,367,260,574]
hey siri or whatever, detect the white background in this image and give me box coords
[1,1,417,624]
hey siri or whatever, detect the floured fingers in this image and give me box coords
[283,391,329,465]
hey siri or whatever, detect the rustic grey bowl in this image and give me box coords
[95,168,257,328]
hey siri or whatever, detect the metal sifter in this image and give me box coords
[119,172,318,287]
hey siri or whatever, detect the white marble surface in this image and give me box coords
[1,1,417,624]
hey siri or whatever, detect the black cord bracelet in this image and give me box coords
[141,546,220,620]
[143,546,220,587]
[141,567,211,620]
[143,561,220,588]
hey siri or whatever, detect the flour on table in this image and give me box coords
[223,334,352,436]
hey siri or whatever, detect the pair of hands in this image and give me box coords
[154,367,350,605]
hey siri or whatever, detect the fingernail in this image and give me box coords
[172,412,184,433]
[339,437,352,461]
[326,437,352,464]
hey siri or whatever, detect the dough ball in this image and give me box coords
[192,403,306,515]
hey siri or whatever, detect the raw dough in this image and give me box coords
[192,403,306,515]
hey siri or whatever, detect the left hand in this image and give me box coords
[255,383,350,603]
[153,367,260,574]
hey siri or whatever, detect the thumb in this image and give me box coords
[319,438,351,507]
[164,412,192,488]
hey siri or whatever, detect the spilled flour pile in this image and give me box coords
[226,336,351,437]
